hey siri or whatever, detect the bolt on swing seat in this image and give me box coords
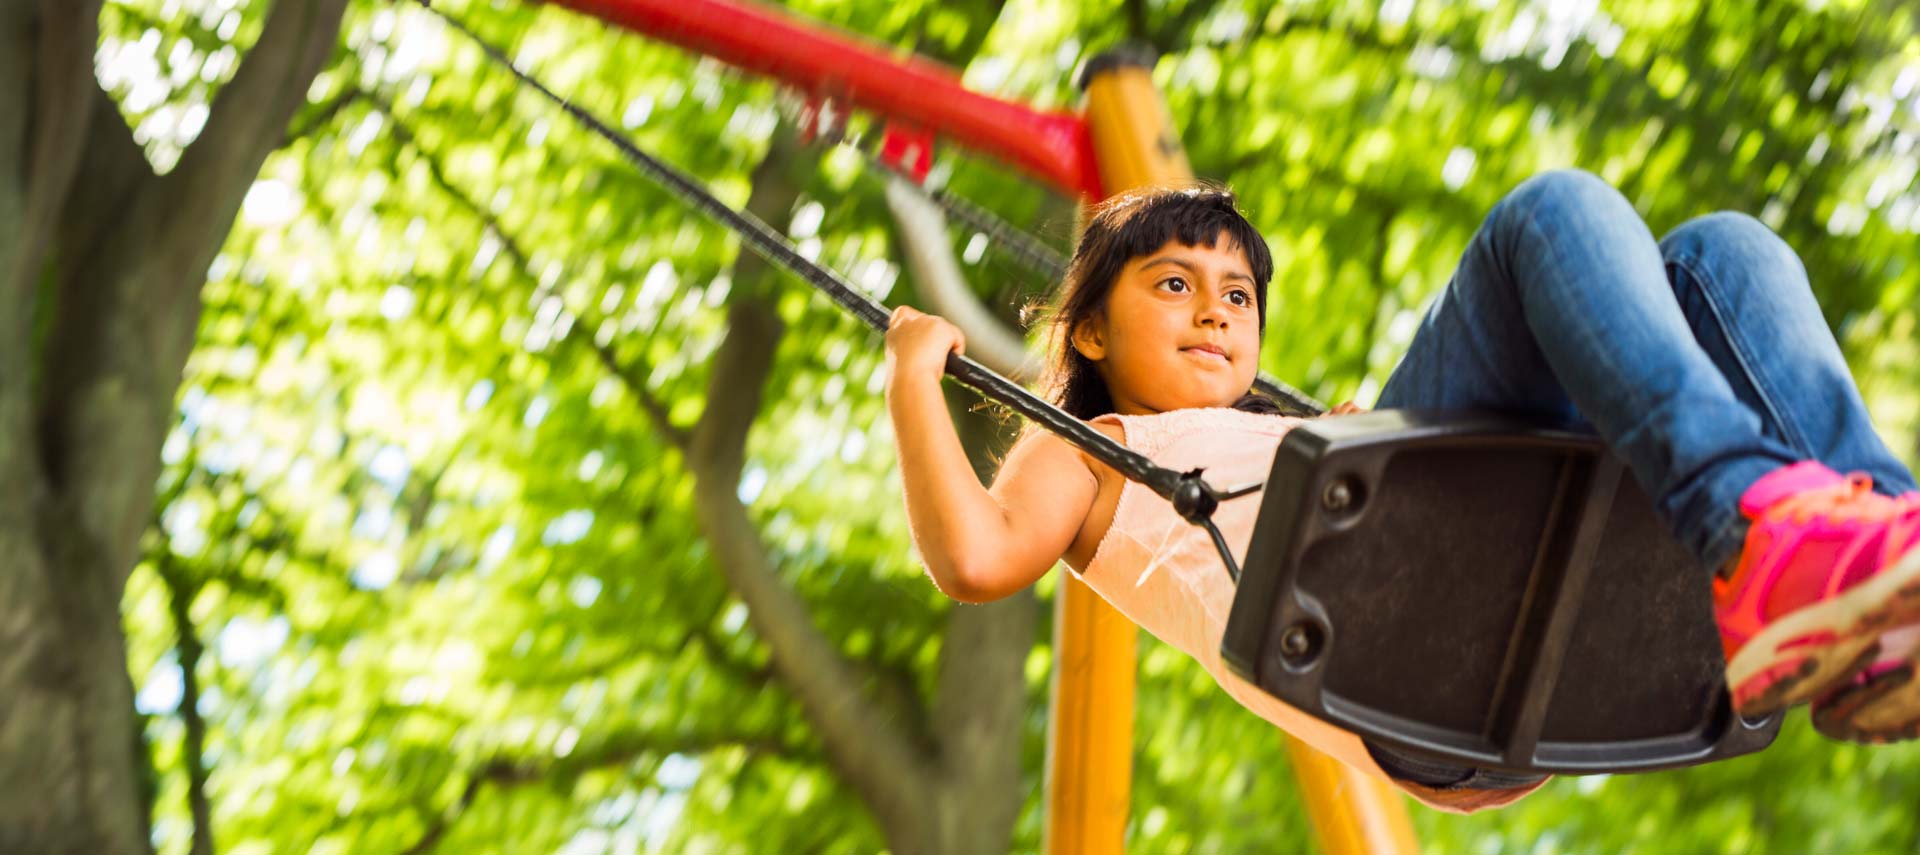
[1221,410,1782,776]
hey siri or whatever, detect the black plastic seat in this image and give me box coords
[1221,410,1781,776]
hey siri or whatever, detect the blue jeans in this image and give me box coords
[1378,169,1916,571]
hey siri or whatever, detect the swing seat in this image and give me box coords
[1221,410,1782,776]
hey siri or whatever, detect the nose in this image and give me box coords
[1196,299,1229,329]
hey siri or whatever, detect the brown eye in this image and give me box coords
[1158,277,1190,293]
[1228,290,1253,307]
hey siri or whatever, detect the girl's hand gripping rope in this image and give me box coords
[885,305,967,389]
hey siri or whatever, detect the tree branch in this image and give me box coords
[498,623,774,689]
[0,7,29,282]
[688,623,776,686]
[53,84,161,283]
[927,595,1033,840]
[917,370,1034,852]
[358,91,699,451]
[362,92,540,273]
[1,1,107,526]
[101,3,227,54]
[154,556,215,855]
[1348,206,1398,384]
[580,331,693,452]
[859,648,936,757]
[137,0,352,364]
[1146,0,1221,55]
[883,178,1040,381]
[399,728,815,855]
[2,0,102,310]
[165,0,350,207]
[685,124,808,474]
[284,86,363,147]
[1203,145,1481,224]
[152,466,332,609]
[1122,0,1151,45]
[673,125,935,843]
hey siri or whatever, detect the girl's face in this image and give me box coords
[1071,235,1262,415]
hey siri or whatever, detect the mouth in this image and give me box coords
[1181,346,1230,365]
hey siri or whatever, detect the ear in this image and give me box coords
[1070,313,1107,361]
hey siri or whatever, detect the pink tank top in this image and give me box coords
[1082,407,1546,813]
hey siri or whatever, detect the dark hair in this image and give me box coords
[1027,184,1283,423]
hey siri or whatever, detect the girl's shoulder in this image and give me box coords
[1005,420,1120,481]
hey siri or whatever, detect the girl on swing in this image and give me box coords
[883,172,1920,809]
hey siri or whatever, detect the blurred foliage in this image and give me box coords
[106,0,1920,852]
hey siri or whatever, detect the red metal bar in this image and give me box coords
[540,0,1104,198]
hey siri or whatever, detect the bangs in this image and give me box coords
[1092,188,1274,294]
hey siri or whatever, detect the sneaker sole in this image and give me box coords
[1725,543,1920,717]
[1813,663,1920,744]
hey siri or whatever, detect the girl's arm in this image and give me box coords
[885,306,1098,603]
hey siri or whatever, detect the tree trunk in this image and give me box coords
[676,121,1033,853]
[921,384,1034,855]
[0,1,349,850]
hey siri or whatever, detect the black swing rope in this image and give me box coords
[413,0,1266,582]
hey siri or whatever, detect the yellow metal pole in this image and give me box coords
[1286,739,1423,855]
[1043,577,1137,855]
[1042,50,1184,855]
[1049,48,1420,855]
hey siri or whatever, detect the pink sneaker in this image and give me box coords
[1715,462,1920,717]
[1811,624,1920,743]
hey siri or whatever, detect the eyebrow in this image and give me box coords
[1141,256,1255,283]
